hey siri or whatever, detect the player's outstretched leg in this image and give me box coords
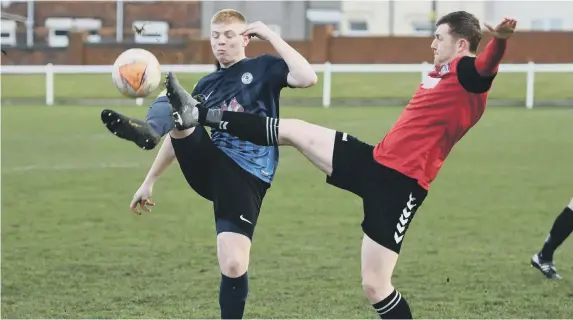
[165,72,337,175]
[531,198,573,279]
[101,109,160,150]
[100,88,200,149]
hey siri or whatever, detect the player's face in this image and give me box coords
[430,24,466,66]
[211,22,249,66]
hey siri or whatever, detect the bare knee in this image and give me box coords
[217,232,251,277]
[219,255,248,277]
[362,273,394,302]
[361,234,398,302]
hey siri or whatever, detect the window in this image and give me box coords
[549,18,563,30]
[133,20,169,44]
[531,19,545,30]
[345,20,369,36]
[349,20,368,32]
[45,18,102,47]
[0,19,16,46]
[306,9,341,23]
[306,9,342,36]
[531,18,564,31]
[412,21,434,36]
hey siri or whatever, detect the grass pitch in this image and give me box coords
[1,105,572,318]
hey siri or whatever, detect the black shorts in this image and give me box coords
[326,132,428,254]
[170,126,269,240]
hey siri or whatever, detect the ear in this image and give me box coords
[242,34,250,47]
[457,38,469,52]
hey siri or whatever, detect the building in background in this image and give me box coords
[0,0,571,49]
[200,0,341,40]
[201,0,573,38]
[485,1,573,31]
[0,0,203,47]
[339,0,573,36]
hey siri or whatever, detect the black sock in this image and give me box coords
[219,273,249,319]
[540,206,573,261]
[198,108,279,146]
[372,289,412,319]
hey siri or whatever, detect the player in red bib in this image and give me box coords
[165,12,517,319]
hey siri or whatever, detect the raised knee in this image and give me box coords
[281,119,313,146]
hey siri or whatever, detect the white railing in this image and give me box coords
[1,62,572,109]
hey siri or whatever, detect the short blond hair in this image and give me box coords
[211,9,247,24]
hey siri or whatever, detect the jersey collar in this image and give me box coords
[219,57,248,71]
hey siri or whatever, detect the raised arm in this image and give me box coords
[267,33,317,88]
[474,18,517,76]
[241,21,317,88]
[474,37,507,76]
[457,18,516,93]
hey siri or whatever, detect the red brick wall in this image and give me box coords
[1,0,202,45]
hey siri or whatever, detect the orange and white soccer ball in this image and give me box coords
[112,48,161,98]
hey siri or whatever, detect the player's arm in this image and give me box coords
[458,18,516,93]
[130,134,175,214]
[474,37,506,75]
[142,87,186,186]
[267,33,317,88]
[457,38,506,93]
[142,134,176,186]
[242,22,317,88]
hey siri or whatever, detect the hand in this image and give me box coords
[240,21,276,41]
[484,18,517,40]
[130,183,155,215]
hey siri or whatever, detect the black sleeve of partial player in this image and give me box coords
[456,56,497,94]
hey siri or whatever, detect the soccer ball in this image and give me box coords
[112,48,161,98]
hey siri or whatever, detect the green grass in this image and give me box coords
[2,105,573,318]
[2,72,572,101]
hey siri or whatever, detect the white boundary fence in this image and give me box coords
[1,62,572,109]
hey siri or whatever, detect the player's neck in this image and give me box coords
[219,55,247,69]
[437,51,475,68]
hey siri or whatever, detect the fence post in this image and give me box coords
[525,61,535,109]
[322,62,332,108]
[46,63,54,106]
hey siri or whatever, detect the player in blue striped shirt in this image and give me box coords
[100,9,316,319]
